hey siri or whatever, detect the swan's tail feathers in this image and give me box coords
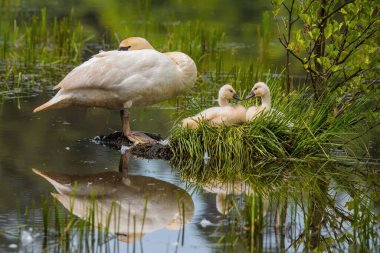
[33,95,67,113]
[32,168,58,183]
[32,168,72,195]
[182,118,199,129]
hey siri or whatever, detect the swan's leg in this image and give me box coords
[121,109,132,136]
[119,152,129,177]
[120,109,156,144]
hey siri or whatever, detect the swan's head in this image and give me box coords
[118,37,154,51]
[245,82,270,99]
[219,84,240,100]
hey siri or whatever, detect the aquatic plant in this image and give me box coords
[2,184,191,252]
[0,7,88,86]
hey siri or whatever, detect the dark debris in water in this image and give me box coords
[130,143,173,160]
[93,131,172,160]
[94,131,133,148]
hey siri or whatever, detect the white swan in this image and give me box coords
[182,84,246,129]
[245,82,271,121]
[33,37,197,143]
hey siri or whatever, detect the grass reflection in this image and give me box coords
[1,153,193,252]
[0,144,378,252]
[173,158,379,252]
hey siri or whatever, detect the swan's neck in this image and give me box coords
[218,97,229,107]
[260,94,271,110]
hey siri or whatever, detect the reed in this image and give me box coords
[0,6,88,91]
[4,187,194,252]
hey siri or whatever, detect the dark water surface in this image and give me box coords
[0,93,379,253]
[0,94,226,252]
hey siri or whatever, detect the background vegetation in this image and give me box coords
[170,0,379,162]
[0,0,378,160]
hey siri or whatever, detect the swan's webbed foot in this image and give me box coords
[121,109,156,144]
[126,131,156,144]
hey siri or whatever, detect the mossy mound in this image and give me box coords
[169,89,370,162]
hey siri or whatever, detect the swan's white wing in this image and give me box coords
[51,49,191,107]
[54,49,178,92]
[195,107,220,121]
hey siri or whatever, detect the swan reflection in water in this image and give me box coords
[33,153,194,243]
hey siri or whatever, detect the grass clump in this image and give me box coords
[169,75,376,163]
[170,113,291,161]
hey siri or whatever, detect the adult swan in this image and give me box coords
[34,37,197,143]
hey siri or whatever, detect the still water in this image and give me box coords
[0,93,379,252]
[0,94,226,252]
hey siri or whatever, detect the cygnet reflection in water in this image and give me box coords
[202,180,252,215]
[198,179,268,217]
[33,153,194,243]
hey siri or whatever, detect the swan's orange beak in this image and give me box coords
[245,91,255,100]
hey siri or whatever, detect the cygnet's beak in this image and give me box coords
[233,93,241,100]
[245,91,255,100]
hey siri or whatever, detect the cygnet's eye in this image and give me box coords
[229,89,234,93]
[254,87,258,91]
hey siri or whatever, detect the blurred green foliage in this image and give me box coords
[272,0,379,102]
[0,0,283,88]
